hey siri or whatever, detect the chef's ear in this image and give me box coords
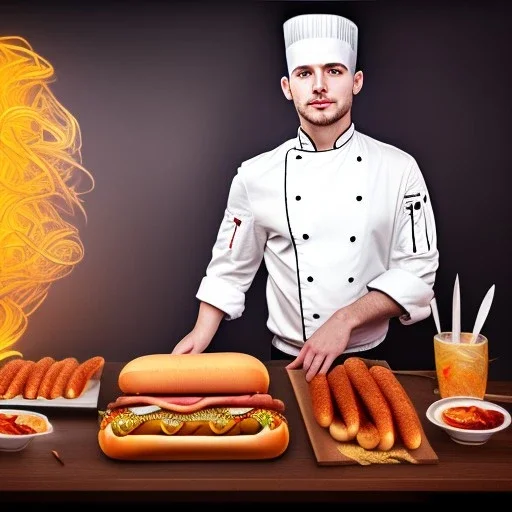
[353,70,364,96]
[281,76,293,101]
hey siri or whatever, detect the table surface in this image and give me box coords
[1,361,511,504]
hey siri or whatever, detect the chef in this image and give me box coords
[172,13,439,382]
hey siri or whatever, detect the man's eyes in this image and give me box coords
[296,68,342,78]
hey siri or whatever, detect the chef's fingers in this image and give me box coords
[285,348,306,370]
[171,339,194,355]
[305,353,326,383]
[302,350,316,374]
[319,354,336,376]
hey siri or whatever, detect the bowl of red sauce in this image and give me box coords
[426,397,511,445]
[0,409,53,452]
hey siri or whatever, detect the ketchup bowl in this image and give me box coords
[426,397,511,445]
[0,409,54,452]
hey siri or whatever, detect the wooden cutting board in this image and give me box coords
[287,360,439,466]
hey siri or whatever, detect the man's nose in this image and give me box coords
[312,71,327,93]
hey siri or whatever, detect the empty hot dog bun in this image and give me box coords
[118,352,270,395]
[99,352,289,461]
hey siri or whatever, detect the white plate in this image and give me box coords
[0,379,101,409]
[426,396,511,445]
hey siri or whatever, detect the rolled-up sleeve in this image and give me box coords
[196,172,266,320]
[367,159,439,325]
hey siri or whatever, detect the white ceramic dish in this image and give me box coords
[426,396,511,445]
[0,409,54,452]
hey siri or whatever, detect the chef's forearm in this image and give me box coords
[192,301,226,341]
[335,290,404,331]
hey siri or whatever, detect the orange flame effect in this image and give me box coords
[0,36,94,363]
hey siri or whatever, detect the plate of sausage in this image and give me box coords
[0,355,105,409]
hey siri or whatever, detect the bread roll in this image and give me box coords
[119,352,270,395]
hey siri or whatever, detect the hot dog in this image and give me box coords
[369,365,422,450]
[98,352,290,461]
[344,357,395,451]
[309,373,334,428]
[327,364,359,440]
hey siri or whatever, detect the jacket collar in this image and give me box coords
[296,123,355,152]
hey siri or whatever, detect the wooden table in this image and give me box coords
[1,361,511,504]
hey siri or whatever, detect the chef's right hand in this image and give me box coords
[172,301,225,354]
[171,330,211,354]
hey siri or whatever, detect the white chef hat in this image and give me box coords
[283,13,358,76]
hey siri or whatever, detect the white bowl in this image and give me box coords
[0,409,54,452]
[426,397,511,445]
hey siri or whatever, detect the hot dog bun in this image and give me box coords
[98,421,289,461]
[119,352,270,395]
[329,415,351,442]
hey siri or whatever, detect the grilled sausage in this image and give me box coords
[327,364,359,440]
[344,357,395,451]
[49,357,79,399]
[369,365,422,450]
[65,356,105,399]
[37,359,67,399]
[0,358,25,395]
[308,373,334,428]
[2,360,35,399]
[23,356,55,399]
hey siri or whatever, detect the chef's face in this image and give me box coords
[281,63,363,127]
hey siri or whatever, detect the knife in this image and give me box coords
[471,284,495,343]
[430,297,441,334]
[452,274,461,343]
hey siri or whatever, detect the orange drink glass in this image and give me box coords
[433,332,488,399]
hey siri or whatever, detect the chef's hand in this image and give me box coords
[171,301,224,355]
[286,313,351,382]
[171,330,211,354]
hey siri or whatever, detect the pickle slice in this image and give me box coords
[160,421,184,435]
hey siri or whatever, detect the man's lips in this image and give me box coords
[309,100,333,109]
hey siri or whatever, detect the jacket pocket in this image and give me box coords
[399,191,432,254]
[222,208,257,264]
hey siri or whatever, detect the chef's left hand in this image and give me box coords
[286,313,351,382]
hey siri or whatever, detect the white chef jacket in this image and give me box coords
[196,123,439,356]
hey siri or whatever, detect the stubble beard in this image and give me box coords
[296,99,351,127]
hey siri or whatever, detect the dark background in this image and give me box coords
[1,0,510,379]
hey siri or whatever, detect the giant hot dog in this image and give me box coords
[98,352,290,461]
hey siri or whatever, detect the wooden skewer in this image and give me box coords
[51,450,65,466]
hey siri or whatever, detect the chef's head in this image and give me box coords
[282,13,358,78]
[280,13,363,128]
